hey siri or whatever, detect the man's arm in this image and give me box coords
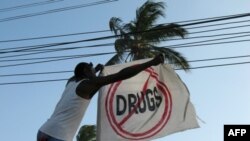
[92,54,164,86]
[76,54,164,99]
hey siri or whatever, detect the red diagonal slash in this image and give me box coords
[118,67,157,126]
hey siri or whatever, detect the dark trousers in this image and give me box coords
[37,131,64,141]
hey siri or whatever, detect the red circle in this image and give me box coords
[105,68,172,140]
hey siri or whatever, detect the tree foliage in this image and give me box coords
[107,0,190,71]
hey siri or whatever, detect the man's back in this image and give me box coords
[39,80,90,141]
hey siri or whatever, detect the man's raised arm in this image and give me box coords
[94,54,164,86]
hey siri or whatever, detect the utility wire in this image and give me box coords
[0,43,113,53]
[0,78,69,85]
[169,12,250,24]
[0,12,249,43]
[0,29,110,43]
[0,43,114,59]
[165,33,250,48]
[0,0,118,23]
[0,31,249,63]
[0,14,249,55]
[1,36,250,68]
[1,61,250,85]
[0,12,249,48]
[176,61,250,70]
[1,54,250,77]
[1,26,249,59]
[188,24,250,35]
[0,20,250,53]
[0,31,248,61]
[1,23,250,55]
[0,52,116,68]
[167,39,250,49]
[185,19,250,30]
[0,34,249,61]
[0,0,64,13]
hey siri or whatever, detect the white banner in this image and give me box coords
[97,59,199,141]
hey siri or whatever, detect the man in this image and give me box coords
[37,54,164,141]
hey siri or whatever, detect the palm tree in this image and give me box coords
[76,125,96,141]
[107,0,190,71]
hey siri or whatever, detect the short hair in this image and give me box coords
[74,62,89,77]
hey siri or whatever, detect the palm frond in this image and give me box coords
[109,17,126,35]
[152,46,190,71]
[142,23,188,43]
[114,38,131,52]
[130,47,154,61]
[105,53,125,66]
[135,0,165,31]
[107,0,190,72]
[123,22,136,33]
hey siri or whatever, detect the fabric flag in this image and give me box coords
[97,59,199,141]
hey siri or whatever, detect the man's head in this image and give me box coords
[74,62,96,79]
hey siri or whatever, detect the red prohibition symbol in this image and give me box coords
[105,67,172,140]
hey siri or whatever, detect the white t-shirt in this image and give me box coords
[39,80,90,141]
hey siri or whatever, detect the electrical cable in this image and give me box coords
[0,52,116,68]
[1,61,250,85]
[0,0,64,13]
[167,39,250,49]
[1,54,250,77]
[1,12,249,43]
[0,32,249,62]
[0,0,118,23]
[1,23,250,55]
[165,33,250,48]
[2,30,250,54]
[0,13,249,46]
[0,35,249,61]
[1,36,250,68]
[0,31,249,59]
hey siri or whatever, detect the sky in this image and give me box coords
[0,0,250,141]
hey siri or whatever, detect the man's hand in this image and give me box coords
[152,54,165,66]
[95,64,104,73]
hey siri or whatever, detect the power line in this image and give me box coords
[166,33,250,47]
[0,31,249,63]
[0,0,118,23]
[0,14,249,58]
[1,28,249,59]
[0,13,249,65]
[1,14,250,46]
[1,12,249,43]
[185,19,250,30]
[0,52,116,68]
[188,55,250,63]
[169,12,250,24]
[0,43,114,59]
[188,24,250,35]
[0,35,249,62]
[15,31,250,53]
[1,54,250,77]
[0,78,68,85]
[177,61,250,70]
[0,42,113,53]
[1,60,250,85]
[0,51,115,62]
[0,0,63,13]
[168,39,250,49]
[0,29,110,43]
[1,23,250,55]
[0,70,72,77]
